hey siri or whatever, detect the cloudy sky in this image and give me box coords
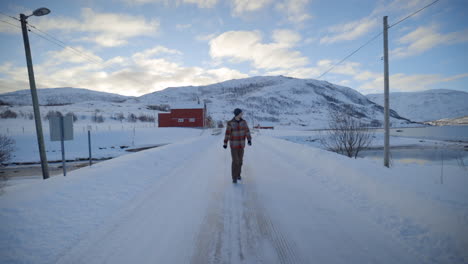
[0,0,467,96]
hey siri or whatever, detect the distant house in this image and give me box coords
[158,104,208,128]
[254,122,275,130]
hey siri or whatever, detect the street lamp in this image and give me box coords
[20,7,51,180]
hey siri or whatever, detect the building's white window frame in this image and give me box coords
[178,118,184,123]
[189,118,195,122]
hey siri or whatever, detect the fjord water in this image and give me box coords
[361,126,468,165]
[389,126,468,142]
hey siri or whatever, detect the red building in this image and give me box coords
[158,104,207,128]
[254,122,275,130]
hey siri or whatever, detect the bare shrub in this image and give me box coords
[0,134,15,164]
[320,108,374,158]
[91,110,105,123]
[18,111,33,120]
[92,115,104,123]
[44,110,62,120]
[0,134,13,192]
[66,112,78,122]
[206,115,215,128]
[111,113,125,122]
[0,100,11,106]
[0,110,17,119]
[127,113,137,123]
[138,114,155,122]
[146,104,170,112]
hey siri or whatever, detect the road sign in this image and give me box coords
[49,115,73,141]
[49,115,74,176]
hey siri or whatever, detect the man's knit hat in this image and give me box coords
[233,108,242,116]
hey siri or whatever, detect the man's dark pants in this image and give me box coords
[230,148,244,180]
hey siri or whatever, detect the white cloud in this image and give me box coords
[0,18,20,34]
[183,0,218,8]
[355,71,379,81]
[209,30,308,70]
[371,0,435,16]
[320,17,378,44]
[132,46,182,62]
[33,8,160,47]
[272,29,302,47]
[320,0,435,44]
[122,0,218,8]
[46,46,104,65]
[206,67,249,80]
[231,0,273,15]
[442,73,468,82]
[358,72,468,94]
[122,0,168,4]
[0,45,248,96]
[196,33,217,42]
[275,0,312,23]
[176,23,192,31]
[392,25,468,58]
[359,73,441,93]
[315,59,361,76]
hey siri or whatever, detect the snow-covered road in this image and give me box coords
[1,133,467,263]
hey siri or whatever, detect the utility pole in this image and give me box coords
[383,16,390,168]
[20,12,50,179]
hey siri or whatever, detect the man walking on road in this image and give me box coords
[223,108,252,183]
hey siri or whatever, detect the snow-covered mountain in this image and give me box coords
[1,76,413,128]
[0,87,132,106]
[366,89,468,122]
[426,116,468,126]
[136,76,411,127]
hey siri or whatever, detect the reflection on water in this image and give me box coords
[389,126,468,141]
[359,148,468,166]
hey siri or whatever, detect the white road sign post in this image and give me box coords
[49,115,73,176]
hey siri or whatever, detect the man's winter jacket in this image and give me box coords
[224,118,251,149]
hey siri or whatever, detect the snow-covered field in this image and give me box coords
[1,119,201,163]
[1,128,467,263]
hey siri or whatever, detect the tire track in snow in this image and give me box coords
[243,172,304,264]
[192,141,303,264]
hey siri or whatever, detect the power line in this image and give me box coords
[0,11,154,90]
[27,23,105,65]
[25,23,151,89]
[0,12,106,66]
[316,0,441,80]
[0,18,21,30]
[28,29,103,65]
[1,18,150,88]
[0,11,19,21]
[388,0,441,28]
[317,32,382,79]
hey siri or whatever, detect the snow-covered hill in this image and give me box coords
[366,89,468,122]
[0,87,132,106]
[136,76,411,128]
[1,76,414,128]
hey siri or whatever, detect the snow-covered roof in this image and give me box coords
[170,103,204,109]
